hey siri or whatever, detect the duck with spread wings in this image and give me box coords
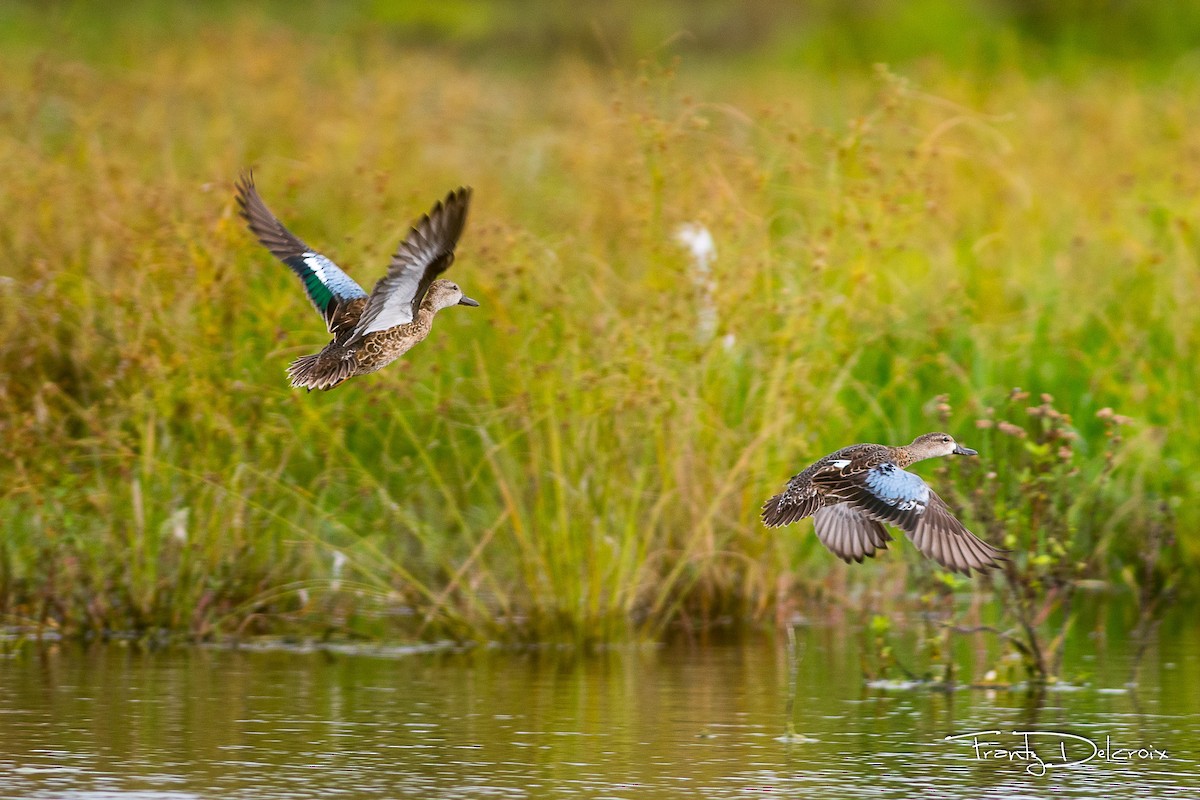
[762,433,1007,575]
[235,172,479,391]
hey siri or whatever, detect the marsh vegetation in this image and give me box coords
[0,3,1194,680]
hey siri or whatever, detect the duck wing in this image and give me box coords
[815,462,1006,575]
[235,172,368,333]
[907,492,1009,575]
[347,187,471,343]
[812,504,893,563]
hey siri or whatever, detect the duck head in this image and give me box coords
[425,279,480,312]
[908,432,977,460]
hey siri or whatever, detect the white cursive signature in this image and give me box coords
[944,730,1168,776]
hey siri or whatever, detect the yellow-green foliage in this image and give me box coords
[0,4,1195,641]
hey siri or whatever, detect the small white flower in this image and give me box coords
[674,223,720,342]
[675,223,716,274]
[165,508,188,544]
[330,550,349,591]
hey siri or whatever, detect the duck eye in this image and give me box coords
[942,437,951,442]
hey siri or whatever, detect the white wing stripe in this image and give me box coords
[303,253,327,282]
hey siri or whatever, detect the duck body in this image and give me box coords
[235,173,478,391]
[286,283,469,390]
[762,432,1006,575]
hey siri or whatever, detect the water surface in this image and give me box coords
[1,617,1197,798]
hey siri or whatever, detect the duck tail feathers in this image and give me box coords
[762,492,798,527]
[761,490,820,528]
[287,350,355,391]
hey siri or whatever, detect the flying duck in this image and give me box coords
[761,433,1006,575]
[235,172,478,390]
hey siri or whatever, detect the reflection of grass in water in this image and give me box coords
[0,9,1194,642]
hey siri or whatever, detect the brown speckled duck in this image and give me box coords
[235,172,478,391]
[762,432,1006,575]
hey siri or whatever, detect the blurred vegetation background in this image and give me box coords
[0,0,1196,646]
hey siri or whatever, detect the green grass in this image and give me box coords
[0,3,1196,643]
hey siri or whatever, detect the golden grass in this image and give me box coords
[0,8,1194,641]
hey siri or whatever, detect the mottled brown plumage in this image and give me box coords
[235,172,478,391]
[762,433,1007,575]
[286,283,473,390]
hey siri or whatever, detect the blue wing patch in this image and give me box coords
[863,463,930,512]
[283,252,368,314]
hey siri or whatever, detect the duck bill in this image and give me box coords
[953,444,978,456]
[457,296,480,307]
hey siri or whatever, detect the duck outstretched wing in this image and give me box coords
[348,187,471,343]
[812,504,893,563]
[235,171,368,333]
[816,462,1006,575]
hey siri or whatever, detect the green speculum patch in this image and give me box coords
[304,274,333,312]
[286,255,334,312]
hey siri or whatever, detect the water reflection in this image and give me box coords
[1,618,1197,799]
